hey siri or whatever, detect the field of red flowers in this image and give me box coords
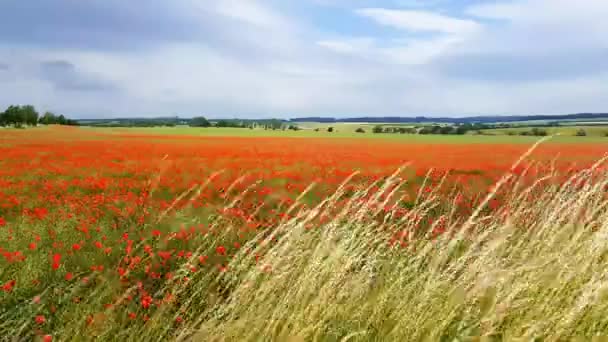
[0,127,606,340]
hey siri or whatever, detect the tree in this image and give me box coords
[531,128,547,136]
[0,109,5,127]
[21,105,39,126]
[190,117,211,127]
[372,125,383,134]
[57,114,67,125]
[419,125,442,135]
[355,127,365,133]
[439,126,455,135]
[327,127,334,133]
[455,124,473,135]
[575,128,587,137]
[2,105,21,127]
[39,112,57,125]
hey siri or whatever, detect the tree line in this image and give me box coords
[0,105,78,127]
[190,117,289,130]
[370,123,493,135]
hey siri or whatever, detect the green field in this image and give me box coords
[480,125,608,138]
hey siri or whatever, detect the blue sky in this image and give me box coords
[0,0,606,118]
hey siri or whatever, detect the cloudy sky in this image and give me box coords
[0,0,606,118]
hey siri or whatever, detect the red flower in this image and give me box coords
[1,280,15,292]
[65,272,73,281]
[43,335,52,342]
[52,254,61,270]
[216,246,226,255]
[158,251,172,261]
[28,242,37,250]
[35,315,46,325]
[72,243,82,251]
[141,294,153,309]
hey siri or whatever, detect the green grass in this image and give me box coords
[80,125,608,144]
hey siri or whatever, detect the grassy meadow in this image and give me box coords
[1,126,608,340]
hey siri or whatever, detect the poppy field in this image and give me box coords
[1,126,608,341]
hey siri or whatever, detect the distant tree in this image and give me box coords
[455,125,470,135]
[439,126,454,135]
[57,114,67,125]
[2,105,21,127]
[66,119,79,126]
[21,105,39,126]
[327,127,334,133]
[418,127,431,135]
[575,128,587,137]
[419,125,442,135]
[215,120,229,128]
[531,127,547,136]
[397,127,411,134]
[313,128,320,132]
[372,125,383,134]
[0,108,7,127]
[0,105,41,127]
[39,111,57,125]
[355,127,365,133]
[190,116,211,127]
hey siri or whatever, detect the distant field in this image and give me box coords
[496,119,608,126]
[80,125,608,143]
[295,121,418,132]
[481,125,608,137]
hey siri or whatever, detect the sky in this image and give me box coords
[0,0,607,119]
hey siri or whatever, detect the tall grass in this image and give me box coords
[4,150,608,340]
[180,157,608,341]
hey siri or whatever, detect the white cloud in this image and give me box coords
[356,8,481,34]
[317,38,375,55]
[1,0,607,118]
[212,0,291,30]
[318,35,466,65]
[466,0,608,48]
[320,6,478,66]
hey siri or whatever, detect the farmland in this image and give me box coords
[85,125,608,143]
[480,125,608,137]
[2,126,608,340]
